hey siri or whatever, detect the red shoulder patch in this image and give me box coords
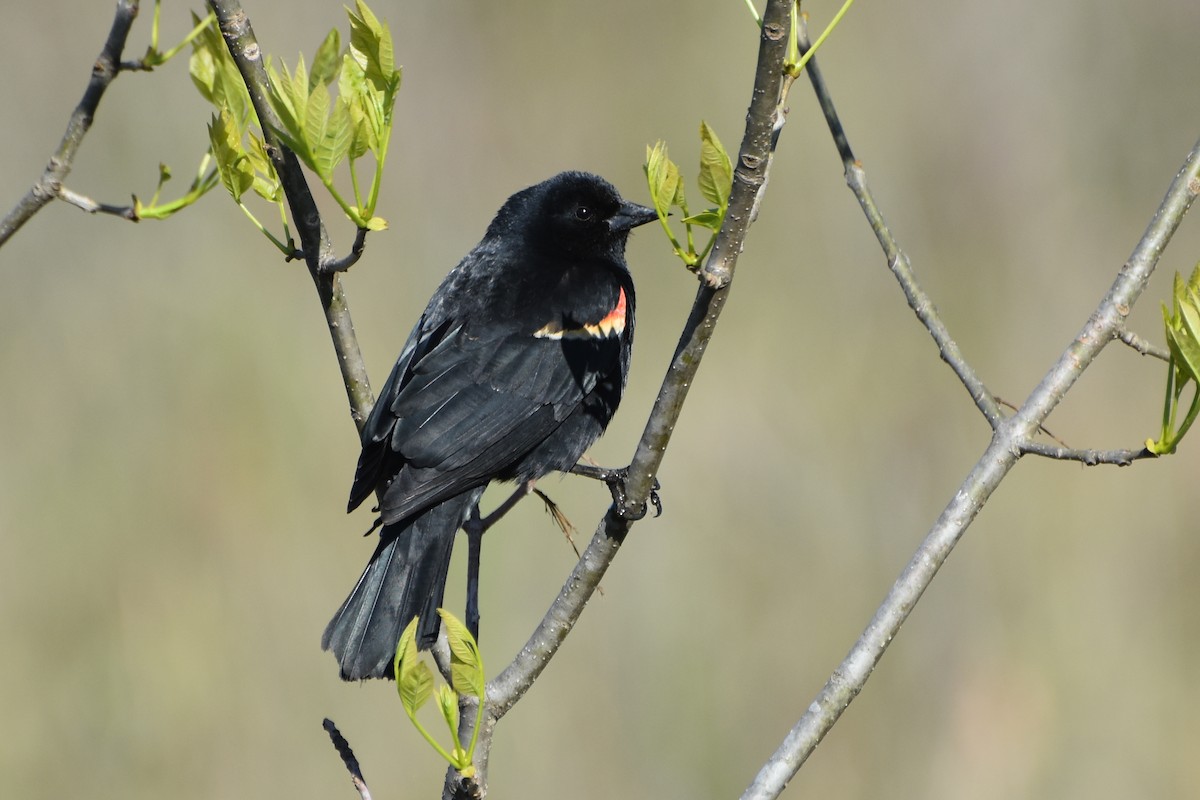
[534,287,628,340]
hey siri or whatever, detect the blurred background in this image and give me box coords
[3,1,1200,798]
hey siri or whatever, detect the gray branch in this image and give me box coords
[436,1,799,797]
[0,0,140,246]
[740,30,1200,797]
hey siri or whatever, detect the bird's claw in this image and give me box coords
[571,464,663,520]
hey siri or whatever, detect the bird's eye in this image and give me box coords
[574,205,594,222]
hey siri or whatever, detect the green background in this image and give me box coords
[3,2,1200,798]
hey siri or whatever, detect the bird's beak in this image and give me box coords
[608,201,660,233]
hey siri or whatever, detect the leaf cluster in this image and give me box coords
[189,0,399,251]
[394,610,485,776]
[264,0,400,231]
[189,9,292,250]
[1147,264,1200,454]
[644,122,732,270]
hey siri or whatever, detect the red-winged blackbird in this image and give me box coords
[322,172,658,680]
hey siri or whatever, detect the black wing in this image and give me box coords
[349,318,621,525]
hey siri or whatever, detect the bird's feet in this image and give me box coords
[570,463,662,520]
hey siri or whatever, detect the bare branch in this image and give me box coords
[321,227,370,275]
[797,21,1003,429]
[56,186,139,220]
[0,0,140,246]
[1117,327,1170,361]
[486,0,794,723]
[322,719,374,800]
[1019,440,1153,466]
[741,113,1200,798]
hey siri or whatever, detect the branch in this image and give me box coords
[489,0,792,712]
[797,21,1003,429]
[55,186,140,220]
[206,0,374,428]
[1019,440,1153,466]
[740,106,1200,800]
[0,0,140,246]
[322,718,374,800]
[445,0,797,793]
[1116,327,1170,361]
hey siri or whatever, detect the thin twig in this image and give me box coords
[1117,327,1171,361]
[56,186,139,220]
[798,23,1003,429]
[0,0,141,246]
[322,719,373,800]
[1019,440,1153,466]
[323,227,370,274]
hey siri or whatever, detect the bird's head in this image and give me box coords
[489,171,658,260]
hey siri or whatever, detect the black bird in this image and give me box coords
[322,171,658,680]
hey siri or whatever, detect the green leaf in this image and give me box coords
[698,121,732,209]
[680,209,723,230]
[208,110,254,200]
[436,684,460,734]
[315,97,353,181]
[645,140,680,218]
[339,56,373,159]
[400,660,434,716]
[396,617,432,714]
[1150,264,1200,455]
[1173,291,1200,383]
[304,82,341,180]
[438,610,479,667]
[438,609,484,697]
[310,28,342,89]
[189,45,216,103]
[189,11,251,126]
[348,0,399,95]
[265,57,311,161]
[364,216,388,231]
[245,135,282,203]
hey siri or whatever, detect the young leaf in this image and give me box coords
[348,0,399,95]
[436,684,460,735]
[698,121,732,209]
[395,617,433,715]
[680,209,723,230]
[265,58,306,157]
[208,110,253,201]
[339,55,373,159]
[189,45,217,103]
[1148,264,1200,455]
[246,135,282,203]
[189,11,250,126]
[304,82,349,182]
[438,610,480,668]
[310,28,342,89]
[438,609,484,698]
[645,140,681,218]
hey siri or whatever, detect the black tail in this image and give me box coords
[322,491,477,680]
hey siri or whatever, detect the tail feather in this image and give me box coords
[322,491,478,680]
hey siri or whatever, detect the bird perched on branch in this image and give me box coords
[322,171,658,680]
